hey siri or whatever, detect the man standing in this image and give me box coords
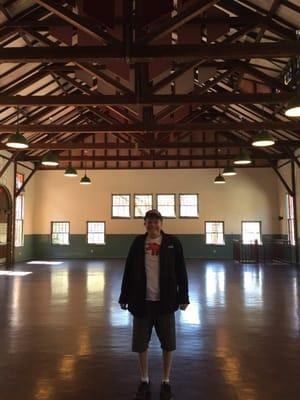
[119,209,190,400]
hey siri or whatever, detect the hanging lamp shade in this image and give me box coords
[6,128,29,149]
[233,151,252,165]
[222,165,237,176]
[252,130,275,147]
[214,172,226,184]
[80,173,91,185]
[284,95,300,117]
[64,165,78,177]
[41,152,59,166]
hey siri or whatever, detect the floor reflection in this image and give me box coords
[0,259,299,400]
[242,266,263,308]
[51,267,69,304]
[205,263,225,307]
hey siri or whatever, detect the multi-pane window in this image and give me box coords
[242,221,261,244]
[205,222,225,245]
[15,173,25,247]
[286,194,295,245]
[157,194,176,217]
[134,194,153,218]
[179,194,198,217]
[87,222,105,245]
[51,222,70,245]
[15,195,24,247]
[112,195,130,218]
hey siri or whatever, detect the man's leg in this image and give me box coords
[134,348,151,400]
[132,306,153,399]
[154,311,176,382]
[132,309,153,382]
[162,350,173,382]
[155,311,176,399]
[138,348,149,381]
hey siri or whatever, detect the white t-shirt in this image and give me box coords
[145,233,162,301]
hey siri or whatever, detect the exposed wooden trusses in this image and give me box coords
[0,0,299,169]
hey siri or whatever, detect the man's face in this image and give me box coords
[144,218,162,235]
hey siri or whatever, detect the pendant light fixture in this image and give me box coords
[222,149,237,176]
[41,152,59,166]
[252,130,275,147]
[252,105,275,147]
[285,29,300,117]
[222,165,237,176]
[80,172,91,185]
[214,169,226,184]
[233,150,252,165]
[64,164,78,177]
[6,107,29,149]
[64,151,77,176]
[80,151,91,184]
[285,94,300,117]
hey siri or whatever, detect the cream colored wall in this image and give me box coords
[0,151,35,235]
[32,168,280,235]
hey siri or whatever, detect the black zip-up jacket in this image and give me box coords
[118,230,190,318]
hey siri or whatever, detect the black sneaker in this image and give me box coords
[160,382,173,400]
[133,380,151,399]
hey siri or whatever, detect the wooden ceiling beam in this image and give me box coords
[21,154,284,162]
[33,0,120,46]
[2,140,299,150]
[0,92,291,106]
[37,165,272,170]
[1,120,299,133]
[5,15,282,30]
[219,0,295,40]
[0,41,299,62]
[137,0,220,45]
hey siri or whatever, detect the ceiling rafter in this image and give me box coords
[33,0,120,46]
[2,120,300,133]
[0,41,299,62]
[0,92,292,106]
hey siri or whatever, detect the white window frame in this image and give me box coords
[87,221,106,245]
[134,194,153,218]
[286,194,296,246]
[205,221,225,245]
[242,221,262,245]
[179,193,199,218]
[156,194,176,218]
[112,194,131,218]
[15,194,24,247]
[51,221,70,245]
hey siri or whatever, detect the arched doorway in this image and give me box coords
[0,185,13,266]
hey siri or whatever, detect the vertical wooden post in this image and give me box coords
[291,161,299,264]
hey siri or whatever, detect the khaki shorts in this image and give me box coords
[132,300,176,353]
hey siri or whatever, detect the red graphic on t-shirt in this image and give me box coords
[146,242,161,256]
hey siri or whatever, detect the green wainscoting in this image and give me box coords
[14,233,289,262]
[15,235,35,263]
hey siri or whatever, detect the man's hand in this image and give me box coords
[179,304,189,310]
[120,303,128,310]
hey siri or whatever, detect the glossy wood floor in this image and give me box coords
[0,259,299,400]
